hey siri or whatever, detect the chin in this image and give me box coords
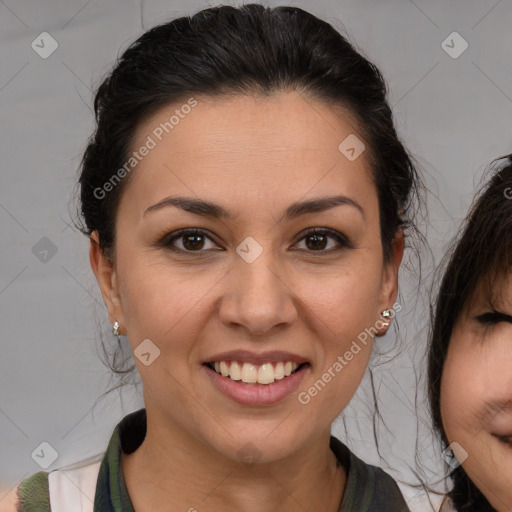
[207,426,305,466]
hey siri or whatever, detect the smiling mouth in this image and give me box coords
[204,361,309,385]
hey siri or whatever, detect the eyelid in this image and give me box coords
[475,310,512,325]
[492,433,512,447]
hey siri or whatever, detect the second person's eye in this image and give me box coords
[475,310,512,326]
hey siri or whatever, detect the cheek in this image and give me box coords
[321,259,383,333]
[292,260,381,405]
[118,262,220,346]
[442,345,512,434]
[441,338,512,494]
[440,348,481,438]
[285,252,384,346]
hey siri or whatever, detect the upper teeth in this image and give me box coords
[212,361,300,385]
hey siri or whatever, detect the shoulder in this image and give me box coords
[7,457,103,512]
[352,454,407,508]
[11,472,50,512]
[360,461,409,510]
[330,436,410,512]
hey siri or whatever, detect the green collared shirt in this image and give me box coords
[16,408,410,511]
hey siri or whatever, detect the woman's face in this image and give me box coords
[92,91,401,464]
[441,276,512,511]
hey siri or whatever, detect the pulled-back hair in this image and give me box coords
[77,3,420,264]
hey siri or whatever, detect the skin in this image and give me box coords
[90,91,403,512]
[441,276,512,511]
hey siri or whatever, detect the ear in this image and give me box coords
[89,231,125,334]
[375,228,404,336]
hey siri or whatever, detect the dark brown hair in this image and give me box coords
[77,4,420,263]
[428,154,512,511]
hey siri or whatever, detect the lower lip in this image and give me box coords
[203,364,309,406]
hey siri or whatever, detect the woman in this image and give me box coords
[14,4,421,511]
[429,155,512,511]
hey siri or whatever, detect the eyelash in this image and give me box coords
[476,311,512,326]
[493,434,512,448]
[158,227,353,255]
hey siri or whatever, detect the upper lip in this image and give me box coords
[203,350,309,366]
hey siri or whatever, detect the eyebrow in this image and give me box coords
[143,195,365,222]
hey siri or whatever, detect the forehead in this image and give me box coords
[136,90,364,147]
[122,91,377,217]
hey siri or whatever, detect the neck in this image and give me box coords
[122,412,346,512]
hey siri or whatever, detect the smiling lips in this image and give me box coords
[209,360,301,385]
[203,350,310,405]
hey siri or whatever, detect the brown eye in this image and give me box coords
[294,228,353,253]
[305,233,328,250]
[162,229,221,253]
[159,227,353,255]
[182,232,206,250]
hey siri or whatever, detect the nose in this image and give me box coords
[219,249,298,337]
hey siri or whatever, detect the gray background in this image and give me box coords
[1,0,511,510]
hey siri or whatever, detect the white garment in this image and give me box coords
[48,460,101,512]
[399,484,452,511]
